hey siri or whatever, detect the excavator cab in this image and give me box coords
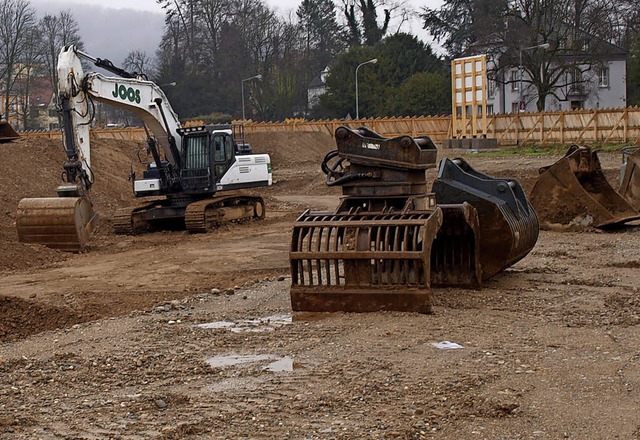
[178,126,218,195]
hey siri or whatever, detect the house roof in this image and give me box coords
[30,77,54,107]
[308,75,325,89]
[464,19,627,61]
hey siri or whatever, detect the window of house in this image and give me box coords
[568,68,582,93]
[510,70,519,92]
[511,101,520,113]
[487,78,496,99]
[598,65,609,88]
[486,104,494,115]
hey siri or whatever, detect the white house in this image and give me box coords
[485,39,627,114]
[307,66,330,110]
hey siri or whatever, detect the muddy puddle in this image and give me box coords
[205,354,295,372]
[195,314,292,333]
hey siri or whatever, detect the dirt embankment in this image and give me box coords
[0,131,338,342]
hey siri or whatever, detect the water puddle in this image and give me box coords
[195,321,235,330]
[196,314,292,333]
[205,354,295,372]
[264,356,294,372]
[205,354,275,368]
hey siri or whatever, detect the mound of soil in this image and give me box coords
[247,131,336,167]
[0,136,146,271]
[0,296,87,342]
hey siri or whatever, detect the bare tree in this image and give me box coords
[342,0,390,46]
[40,10,84,99]
[0,0,36,121]
[15,24,41,130]
[493,0,620,111]
[122,50,154,78]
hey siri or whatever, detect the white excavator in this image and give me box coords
[16,45,272,251]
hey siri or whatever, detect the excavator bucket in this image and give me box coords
[0,121,19,142]
[530,145,640,229]
[432,158,539,281]
[619,147,640,211]
[16,197,97,251]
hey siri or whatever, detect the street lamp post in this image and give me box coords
[355,58,377,119]
[241,74,262,120]
[519,43,550,112]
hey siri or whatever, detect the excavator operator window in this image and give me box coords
[213,133,234,178]
[185,135,208,170]
[214,138,225,162]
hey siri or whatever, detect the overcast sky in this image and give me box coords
[29,0,445,64]
[40,0,444,15]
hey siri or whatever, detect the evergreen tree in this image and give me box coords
[344,0,390,46]
[395,72,450,116]
[297,0,345,113]
[316,33,446,119]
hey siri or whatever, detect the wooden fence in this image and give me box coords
[18,106,640,147]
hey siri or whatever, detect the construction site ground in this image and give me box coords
[1,132,639,439]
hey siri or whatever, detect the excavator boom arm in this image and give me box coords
[57,45,182,173]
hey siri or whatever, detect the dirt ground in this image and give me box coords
[1,131,639,439]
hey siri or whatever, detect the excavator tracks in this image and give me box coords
[113,205,151,235]
[185,195,265,233]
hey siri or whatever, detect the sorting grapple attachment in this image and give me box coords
[432,158,539,282]
[530,145,640,229]
[291,126,440,313]
[290,209,442,313]
[16,197,97,251]
[619,146,640,211]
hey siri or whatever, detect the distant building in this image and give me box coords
[486,51,626,114]
[307,66,330,110]
[0,70,57,130]
[29,77,58,130]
